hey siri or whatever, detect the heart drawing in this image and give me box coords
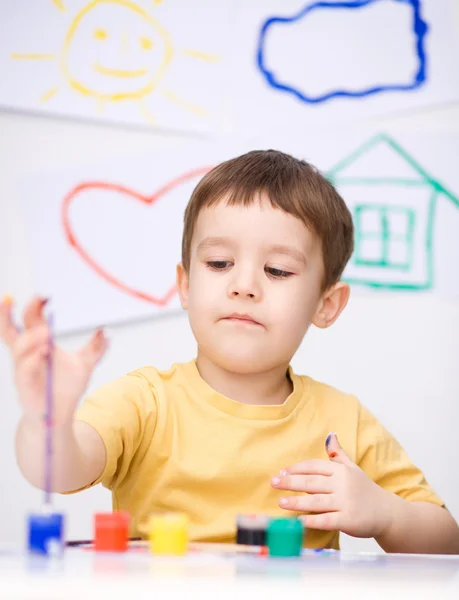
[61,167,212,306]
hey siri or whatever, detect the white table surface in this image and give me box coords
[0,545,458,599]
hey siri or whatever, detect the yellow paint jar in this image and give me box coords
[149,512,188,556]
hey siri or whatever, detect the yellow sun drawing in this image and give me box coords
[11,0,219,123]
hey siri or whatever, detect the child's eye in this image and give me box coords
[265,267,293,279]
[206,261,232,270]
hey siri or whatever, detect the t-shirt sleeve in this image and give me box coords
[356,404,444,507]
[71,370,157,492]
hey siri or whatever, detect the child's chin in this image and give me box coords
[215,349,270,374]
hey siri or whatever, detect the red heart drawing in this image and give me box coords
[61,167,212,306]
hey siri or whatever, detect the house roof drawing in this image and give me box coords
[327,133,459,209]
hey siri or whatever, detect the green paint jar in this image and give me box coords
[267,517,304,557]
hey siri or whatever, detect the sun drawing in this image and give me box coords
[11,0,219,123]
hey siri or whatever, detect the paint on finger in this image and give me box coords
[325,432,336,450]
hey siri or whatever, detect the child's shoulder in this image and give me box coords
[296,374,371,458]
[297,371,362,416]
[84,363,191,416]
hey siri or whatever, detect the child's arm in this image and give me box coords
[375,496,459,554]
[1,296,108,492]
[15,417,106,493]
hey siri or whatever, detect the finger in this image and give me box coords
[279,493,338,513]
[300,512,340,531]
[283,459,337,476]
[78,328,109,370]
[12,326,49,362]
[325,432,353,466]
[0,296,19,348]
[23,296,49,330]
[271,474,333,494]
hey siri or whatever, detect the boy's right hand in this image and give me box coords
[0,296,108,426]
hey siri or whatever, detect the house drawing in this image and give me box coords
[327,134,459,291]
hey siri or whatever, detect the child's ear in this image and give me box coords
[312,282,350,329]
[176,263,189,310]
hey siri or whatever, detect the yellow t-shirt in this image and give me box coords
[74,360,443,549]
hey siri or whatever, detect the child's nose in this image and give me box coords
[228,271,261,300]
[230,289,256,299]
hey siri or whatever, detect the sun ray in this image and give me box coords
[40,87,59,103]
[160,88,208,117]
[11,53,55,60]
[51,0,66,11]
[97,98,105,114]
[152,0,164,5]
[181,49,219,62]
[138,99,156,124]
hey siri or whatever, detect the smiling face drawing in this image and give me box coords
[61,0,173,101]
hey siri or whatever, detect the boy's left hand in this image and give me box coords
[271,433,395,538]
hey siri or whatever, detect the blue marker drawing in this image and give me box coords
[256,0,428,104]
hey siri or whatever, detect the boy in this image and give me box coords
[2,150,459,553]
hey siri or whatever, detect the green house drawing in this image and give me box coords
[327,134,459,291]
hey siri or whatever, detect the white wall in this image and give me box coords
[1,101,459,552]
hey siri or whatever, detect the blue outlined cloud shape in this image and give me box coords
[256,0,428,104]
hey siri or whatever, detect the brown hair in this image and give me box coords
[181,149,354,290]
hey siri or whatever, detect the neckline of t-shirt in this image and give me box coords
[181,359,307,420]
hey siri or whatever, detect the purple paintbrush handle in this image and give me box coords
[44,312,54,505]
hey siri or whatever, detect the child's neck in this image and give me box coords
[196,353,293,406]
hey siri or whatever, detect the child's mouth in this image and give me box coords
[222,314,263,327]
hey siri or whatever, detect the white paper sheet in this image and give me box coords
[0,0,229,135]
[231,0,459,132]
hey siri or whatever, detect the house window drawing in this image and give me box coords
[353,205,416,271]
[327,134,459,291]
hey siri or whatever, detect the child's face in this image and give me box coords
[177,195,343,373]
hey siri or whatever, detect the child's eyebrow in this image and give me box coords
[197,236,232,251]
[269,245,307,265]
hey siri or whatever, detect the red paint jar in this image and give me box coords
[94,511,130,552]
